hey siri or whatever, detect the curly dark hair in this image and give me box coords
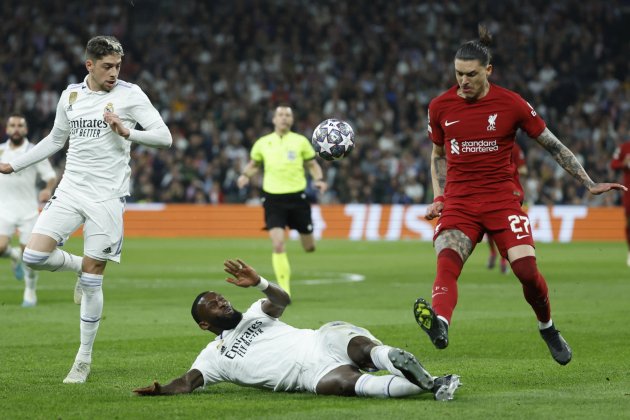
[85,35,124,61]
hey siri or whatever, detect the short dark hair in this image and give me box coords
[455,24,493,66]
[7,113,27,127]
[85,36,124,62]
[191,291,209,324]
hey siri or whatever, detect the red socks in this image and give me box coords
[431,249,463,323]
[510,256,551,322]
[431,251,552,325]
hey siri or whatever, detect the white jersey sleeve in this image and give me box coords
[10,96,70,173]
[125,85,172,148]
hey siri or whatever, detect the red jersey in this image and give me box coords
[610,141,630,206]
[511,142,526,199]
[428,84,545,203]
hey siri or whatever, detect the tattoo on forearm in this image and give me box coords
[433,155,447,192]
[535,129,594,189]
[434,229,473,262]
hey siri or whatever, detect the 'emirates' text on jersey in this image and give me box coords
[191,299,317,392]
[428,84,546,203]
[55,77,162,201]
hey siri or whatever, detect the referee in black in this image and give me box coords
[238,106,327,296]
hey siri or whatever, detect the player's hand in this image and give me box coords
[588,183,627,195]
[237,174,250,189]
[104,111,130,138]
[38,189,52,203]
[0,163,15,174]
[425,201,444,220]
[313,180,328,194]
[224,258,260,287]
[133,381,163,396]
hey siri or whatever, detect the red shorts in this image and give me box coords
[434,200,535,258]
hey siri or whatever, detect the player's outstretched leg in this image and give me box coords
[432,374,462,401]
[413,298,449,349]
[387,348,434,390]
[539,324,572,365]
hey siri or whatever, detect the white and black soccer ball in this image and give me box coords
[311,119,355,161]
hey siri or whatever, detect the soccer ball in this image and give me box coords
[311,119,355,161]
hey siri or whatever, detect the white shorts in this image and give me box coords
[305,321,382,393]
[32,191,126,262]
[0,212,38,244]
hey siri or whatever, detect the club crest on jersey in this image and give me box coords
[487,114,497,131]
[450,139,460,155]
[67,92,78,111]
[287,150,297,161]
[105,103,114,113]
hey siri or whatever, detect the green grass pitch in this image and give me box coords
[1,238,629,419]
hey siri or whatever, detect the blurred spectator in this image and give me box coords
[1,0,628,206]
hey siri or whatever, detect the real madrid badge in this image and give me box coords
[68,92,78,111]
[105,103,114,113]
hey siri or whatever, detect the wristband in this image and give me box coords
[433,195,445,203]
[255,276,270,291]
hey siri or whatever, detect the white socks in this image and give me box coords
[23,267,38,302]
[538,319,553,330]
[354,374,422,398]
[76,273,104,364]
[22,248,82,273]
[370,345,404,377]
[1,245,21,260]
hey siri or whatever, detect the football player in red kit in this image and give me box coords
[415,25,626,365]
[610,139,630,266]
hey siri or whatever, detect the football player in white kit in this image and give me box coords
[134,259,461,401]
[0,114,57,306]
[0,36,172,384]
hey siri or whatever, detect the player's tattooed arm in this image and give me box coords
[434,229,473,262]
[534,128,595,189]
[431,144,447,195]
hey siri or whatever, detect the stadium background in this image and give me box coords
[2,2,630,419]
[1,0,628,211]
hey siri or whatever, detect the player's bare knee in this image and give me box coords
[316,367,361,396]
[82,255,107,274]
[347,336,378,369]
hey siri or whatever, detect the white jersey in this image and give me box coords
[11,76,167,202]
[0,140,56,219]
[191,299,318,392]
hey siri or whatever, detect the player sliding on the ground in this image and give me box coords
[134,258,461,400]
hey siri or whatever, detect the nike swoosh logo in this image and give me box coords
[516,234,530,239]
[444,120,460,126]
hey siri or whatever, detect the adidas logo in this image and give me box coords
[102,247,112,254]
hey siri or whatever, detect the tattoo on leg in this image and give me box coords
[434,230,473,262]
